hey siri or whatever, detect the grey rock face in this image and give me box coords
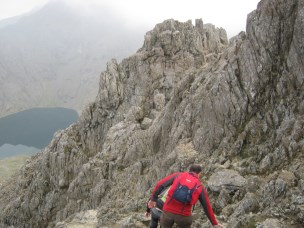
[0,0,303,227]
[55,210,98,228]
[256,218,283,228]
[208,169,247,192]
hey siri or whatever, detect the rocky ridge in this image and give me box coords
[0,0,303,227]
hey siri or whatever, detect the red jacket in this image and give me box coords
[152,172,218,226]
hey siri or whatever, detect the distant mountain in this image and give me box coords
[0,107,78,148]
[0,15,22,29]
[0,0,146,117]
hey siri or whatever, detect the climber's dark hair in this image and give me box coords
[189,164,202,174]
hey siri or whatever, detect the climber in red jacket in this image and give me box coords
[147,164,224,228]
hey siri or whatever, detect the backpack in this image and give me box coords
[169,172,201,205]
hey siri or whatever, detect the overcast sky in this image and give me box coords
[0,0,261,37]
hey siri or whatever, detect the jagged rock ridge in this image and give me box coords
[0,0,303,227]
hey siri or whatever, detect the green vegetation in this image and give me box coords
[0,155,29,184]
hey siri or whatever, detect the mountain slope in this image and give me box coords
[0,0,303,227]
[0,0,145,117]
[0,155,30,184]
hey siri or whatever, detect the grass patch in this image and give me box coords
[0,155,29,183]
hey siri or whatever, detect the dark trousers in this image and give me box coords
[160,211,192,228]
[150,208,161,228]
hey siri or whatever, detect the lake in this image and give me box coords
[0,107,78,159]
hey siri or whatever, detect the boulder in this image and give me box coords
[208,169,247,192]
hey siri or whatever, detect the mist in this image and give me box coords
[0,0,147,118]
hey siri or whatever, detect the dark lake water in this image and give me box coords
[0,107,78,158]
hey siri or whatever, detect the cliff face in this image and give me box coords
[0,0,303,227]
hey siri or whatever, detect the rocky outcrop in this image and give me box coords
[55,210,98,228]
[0,0,303,227]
